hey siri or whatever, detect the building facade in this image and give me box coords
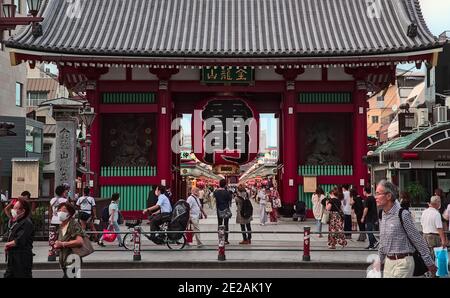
[5,0,444,215]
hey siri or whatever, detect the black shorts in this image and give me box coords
[79,212,92,221]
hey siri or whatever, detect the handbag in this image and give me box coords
[102,225,118,242]
[398,208,428,277]
[265,201,273,213]
[218,207,232,220]
[321,210,330,225]
[185,224,193,244]
[72,236,95,258]
[273,198,282,208]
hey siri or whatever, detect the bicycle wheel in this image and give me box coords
[122,233,134,250]
[166,234,186,250]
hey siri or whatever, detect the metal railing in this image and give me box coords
[45,225,450,262]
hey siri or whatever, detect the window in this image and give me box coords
[14,0,21,14]
[15,82,23,107]
[372,116,379,124]
[37,116,46,124]
[25,125,43,154]
[43,144,51,163]
[27,91,48,107]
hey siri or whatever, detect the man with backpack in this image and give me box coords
[143,185,172,242]
[235,184,253,245]
[186,187,207,247]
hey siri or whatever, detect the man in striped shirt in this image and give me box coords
[376,180,437,278]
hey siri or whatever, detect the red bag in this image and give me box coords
[185,224,193,244]
[102,225,117,242]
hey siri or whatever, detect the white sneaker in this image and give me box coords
[260,223,265,226]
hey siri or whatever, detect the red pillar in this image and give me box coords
[156,81,172,187]
[281,80,298,212]
[151,69,179,188]
[353,82,369,194]
[87,82,101,197]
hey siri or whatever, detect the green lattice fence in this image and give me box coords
[299,93,352,104]
[298,184,335,209]
[101,166,157,177]
[102,93,156,104]
[298,165,353,176]
[100,185,153,211]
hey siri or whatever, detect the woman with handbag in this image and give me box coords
[53,202,85,278]
[326,187,347,249]
[3,198,33,278]
[235,184,253,244]
[214,179,232,245]
[269,188,281,223]
[311,187,325,238]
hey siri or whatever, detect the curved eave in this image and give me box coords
[7,46,444,67]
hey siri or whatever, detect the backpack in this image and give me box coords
[167,200,190,240]
[240,194,253,219]
[101,207,109,223]
[101,206,123,224]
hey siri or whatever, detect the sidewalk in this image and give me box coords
[0,200,376,270]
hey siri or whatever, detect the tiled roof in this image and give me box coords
[6,0,440,57]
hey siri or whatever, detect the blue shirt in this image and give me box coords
[157,194,172,213]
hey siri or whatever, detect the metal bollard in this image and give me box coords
[218,225,226,261]
[48,225,57,262]
[133,226,141,261]
[303,226,311,261]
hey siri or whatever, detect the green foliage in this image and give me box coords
[406,182,428,205]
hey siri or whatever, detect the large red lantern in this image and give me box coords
[192,96,259,169]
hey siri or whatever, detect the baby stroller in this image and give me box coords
[293,200,306,222]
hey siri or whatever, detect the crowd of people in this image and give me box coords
[2,179,449,279]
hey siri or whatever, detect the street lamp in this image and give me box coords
[0,0,44,38]
[78,105,96,189]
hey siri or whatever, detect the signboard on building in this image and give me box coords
[213,165,240,175]
[436,161,450,168]
[304,176,317,193]
[11,159,39,198]
[201,67,254,84]
[55,121,77,194]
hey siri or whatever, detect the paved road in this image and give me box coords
[0,268,367,278]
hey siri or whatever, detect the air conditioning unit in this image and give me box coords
[446,97,450,109]
[433,106,448,123]
[415,108,429,127]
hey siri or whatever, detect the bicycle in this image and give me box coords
[122,219,187,250]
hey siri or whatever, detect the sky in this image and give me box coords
[420,0,450,35]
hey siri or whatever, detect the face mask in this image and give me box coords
[11,209,20,219]
[58,212,69,222]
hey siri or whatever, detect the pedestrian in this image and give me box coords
[350,189,366,242]
[311,187,325,237]
[53,202,84,278]
[257,187,268,226]
[235,184,253,245]
[435,188,449,234]
[362,186,379,250]
[421,196,448,259]
[50,185,69,230]
[186,187,207,248]
[198,187,205,208]
[342,185,352,239]
[98,193,123,247]
[76,187,98,241]
[3,198,33,278]
[326,187,347,249]
[376,180,437,278]
[268,187,280,224]
[214,179,232,245]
